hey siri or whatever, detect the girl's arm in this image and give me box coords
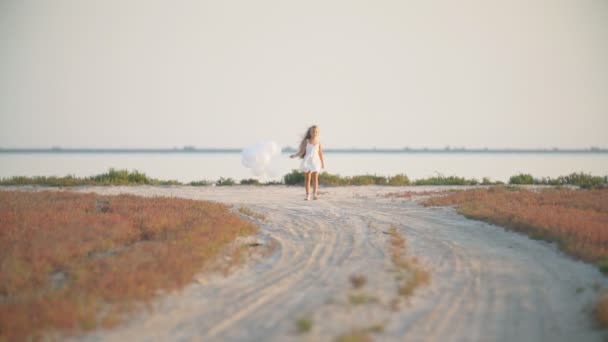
[290,139,307,158]
[318,143,325,169]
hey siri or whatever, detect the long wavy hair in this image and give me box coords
[294,125,317,159]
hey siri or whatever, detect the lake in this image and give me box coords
[1,152,607,183]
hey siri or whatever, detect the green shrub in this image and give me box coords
[350,175,387,185]
[0,168,179,187]
[240,178,261,185]
[295,317,313,333]
[509,173,535,185]
[388,174,410,186]
[284,170,385,186]
[0,175,86,187]
[189,180,212,186]
[284,170,306,185]
[3,168,605,189]
[511,172,607,189]
[90,168,153,185]
[598,258,608,275]
[414,174,478,186]
[558,172,606,189]
[319,172,347,186]
[216,177,236,186]
[263,180,283,185]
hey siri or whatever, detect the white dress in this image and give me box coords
[300,141,323,173]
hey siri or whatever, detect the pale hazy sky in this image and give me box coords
[1,0,607,149]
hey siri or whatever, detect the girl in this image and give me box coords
[290,125,325,200]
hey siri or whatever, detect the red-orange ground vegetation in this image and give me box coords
[0,190,257,341]
[422,187,608,263]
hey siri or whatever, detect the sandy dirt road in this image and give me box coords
[11,185,606,341]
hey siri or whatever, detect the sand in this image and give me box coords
[5,185,607,341]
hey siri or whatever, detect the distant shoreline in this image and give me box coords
[1,147,607,154]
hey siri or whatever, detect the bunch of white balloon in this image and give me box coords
[241,141,282,179]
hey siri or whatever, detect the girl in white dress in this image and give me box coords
[290,125,325,200]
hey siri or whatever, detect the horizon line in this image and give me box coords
[0,146,607,153]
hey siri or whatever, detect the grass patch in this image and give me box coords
[189,180,212,186]
[348,294,378,305]
[398,266,431,297]
[3,169,606,188]
[0,190,257,341]
[413,174,482,186]
[366,323,384,333]
[237,207,267,222]
[388,226,430,298]
[295,317,313,333]
[283,170,529,187]
[598,258,608,275]
[284,170,397,186]
[335,329,372,342]
[0,169,276,188]
[509,172,607,189]
[0,168,181,187]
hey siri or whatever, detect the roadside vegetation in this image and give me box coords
[238,170,412,186]
[237,207,268,222]
[0,168,181,187]
[334,324,385,342]
[0,191,257,341]
[509,172,607,189]
[388,226,430,299]
[284,170,606,188]
[1,168,606,189]
[334,329,372,342]
[295,316,313,334]
[421,186,608,327]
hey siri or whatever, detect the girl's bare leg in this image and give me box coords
[305,172,311,197]
[313,172,319,197]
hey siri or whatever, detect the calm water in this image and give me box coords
[1,152,607,183]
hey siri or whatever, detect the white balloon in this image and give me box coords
[241,141,281,180]
[252,166,265,177]
[267,160,282,178]
[241,147,257,168]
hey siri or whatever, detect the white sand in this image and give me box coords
[5,185,607,341]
